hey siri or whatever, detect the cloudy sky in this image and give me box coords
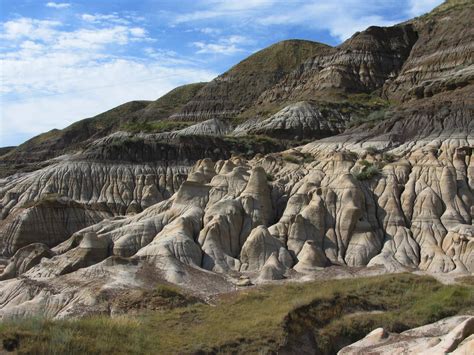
[1,0,443,147]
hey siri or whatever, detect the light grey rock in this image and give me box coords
[338,316,474,354]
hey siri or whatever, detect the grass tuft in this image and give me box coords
[0,274,472,354]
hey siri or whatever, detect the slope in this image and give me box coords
[0,82,207,177]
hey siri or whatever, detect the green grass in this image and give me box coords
[139,82,206,119]
[283,154,300,164]
[227,39,329,75]
[240,94,392,130]
[364,146,380,155]
[382,152,397,163]
[419,0,473,20]
[456,275,474,286]
[1,274,472,354]
[282,152,315,164]
[346,92,390,108]
[120,120,194,134]
[354,161,383,181]
[220,134,287,158]
[343,150,359,161]
[266,172,275,181]
[348,108,393,129]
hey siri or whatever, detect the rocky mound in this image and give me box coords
[170,40,330,122]
[233,101,350,140]
[0,0,472,320]
[256,24,418,106]
[0,121,472,317]
[339,315,474,354]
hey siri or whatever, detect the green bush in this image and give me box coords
[121,121,193,134]
[282,152,314,164]
[348,108,393,129]
[301,153,315,163]
[154,284,184,300]
[354,162,381,180]
[283,154,300,164]
[344,150,359,161]
[365,146,380,155]
[382,152,397,163]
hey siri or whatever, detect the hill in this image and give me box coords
[0,2,472,348]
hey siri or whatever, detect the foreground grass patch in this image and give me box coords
[1,274,473,354]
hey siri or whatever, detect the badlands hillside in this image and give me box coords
[0,0,473,353]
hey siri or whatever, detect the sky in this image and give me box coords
[0,0,444,147]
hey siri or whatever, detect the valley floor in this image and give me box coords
[1,273,473,354]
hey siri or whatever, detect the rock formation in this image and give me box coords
[0,0,472,319]
[339,316,474,354]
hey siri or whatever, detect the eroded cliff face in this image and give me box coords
[0,115,472,318]
[256,24,418,105]
[170,40,330,122]
[0,0,472,319]
[383,2,474,101]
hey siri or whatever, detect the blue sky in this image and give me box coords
[0,0,443,147]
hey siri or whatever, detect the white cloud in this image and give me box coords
[52,26,146,49]
[407,0,443,17]
[46,2,71,9]
[80,13,130,25]
[1,63,215,141]
[0,17,149,55]
[209,0,276,11]
[200,27,221,35]
[1,18,61,41]
[192,35,252,55]
[130,27,146,37]
[258,2,397,41]
[143,47,194,65]
[175,0,276,23]
[193,42,242,55]
[173,0,442,42]
[0,16,217,146]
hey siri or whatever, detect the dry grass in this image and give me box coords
[0,274,472,354]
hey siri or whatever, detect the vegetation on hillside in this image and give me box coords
[0,83,207,170]
[137,82,206,121]
[121,121,194,134]
[420,0,473,19]
[282,152,315,164]
[354,161,382,181]
[238,91,392,127]
[226,39,330,75]
[1,274,472,354]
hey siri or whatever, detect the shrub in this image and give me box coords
[382,152,397,163]
[301,153,315,163]
[121,121,193,134]
[348,108,393,129]
[365,146,380,155]
[344,150,359,161]
[155,284,185,300]
[282,152,314,164]
[354,163,381,180]
[283,155,300,164]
